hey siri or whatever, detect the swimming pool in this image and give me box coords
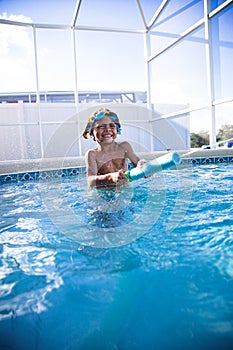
[0,162,233,349]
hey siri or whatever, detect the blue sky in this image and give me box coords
[0,0,151,92]
[0,0,159,28]
[0,0,77,25]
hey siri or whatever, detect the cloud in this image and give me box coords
[0,13,35,92]
[0,12,32,23]
[0,12,33,54]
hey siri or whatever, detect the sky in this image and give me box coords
[0,0,149,92]
[0,0,232,132]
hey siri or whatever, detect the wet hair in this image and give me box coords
[82,108,121,139]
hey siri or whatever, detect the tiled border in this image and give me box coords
[0,167,86,185]
[182,156,233,165]
[1,156,233,184]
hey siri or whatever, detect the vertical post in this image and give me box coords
[71,28,79,106]
[99,91,102,103]
[33,25,44,157]
[144,31,154,151]
[71,27,82,156]
[204,0,216,148]
[144,31,152,110]
[33,26,40,103]
[18,100,26,159]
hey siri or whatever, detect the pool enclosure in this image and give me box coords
[0,0,232,163]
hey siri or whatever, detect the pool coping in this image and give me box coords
[1,149,233,184]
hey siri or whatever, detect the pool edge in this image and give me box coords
[1,149,233,184]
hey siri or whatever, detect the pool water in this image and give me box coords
[0,164,233,349]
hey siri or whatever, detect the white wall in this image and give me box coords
[0,102,189,162]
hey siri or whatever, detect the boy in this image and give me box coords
[83,108,144,187]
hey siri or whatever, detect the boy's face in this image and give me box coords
[93,116,118,144]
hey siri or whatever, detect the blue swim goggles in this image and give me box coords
[89,111,121,135]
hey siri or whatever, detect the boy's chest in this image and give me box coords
[96,150,127,174]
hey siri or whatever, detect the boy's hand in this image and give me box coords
[137,159,147,168]
[111,169,127,184]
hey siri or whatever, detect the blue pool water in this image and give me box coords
[0,164,233,349]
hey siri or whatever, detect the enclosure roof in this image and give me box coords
[0,0,166,32]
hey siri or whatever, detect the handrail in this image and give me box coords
[217,138,233,146]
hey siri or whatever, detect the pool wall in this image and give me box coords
[1,149,233,184]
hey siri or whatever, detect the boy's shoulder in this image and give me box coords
[85,148,98,159]
[118,141,130,148]
[118,141,133,151]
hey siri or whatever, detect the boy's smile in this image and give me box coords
[102,132,113,139]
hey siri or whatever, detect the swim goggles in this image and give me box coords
[89,111,121,135]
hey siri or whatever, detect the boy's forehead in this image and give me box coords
[94,115,112,124]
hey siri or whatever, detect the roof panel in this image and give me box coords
[139,0,167,26]
[0,0,165,30]
[0,0,77,25]
[75,0,146,30]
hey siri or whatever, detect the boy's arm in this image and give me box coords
[121,141,147,170]
[121,141,140,166]
[85,150,101,187]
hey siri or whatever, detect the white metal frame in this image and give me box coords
[0,0,232,149]
[145,0,232,149]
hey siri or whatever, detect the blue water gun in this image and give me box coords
[125,152,182,182]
